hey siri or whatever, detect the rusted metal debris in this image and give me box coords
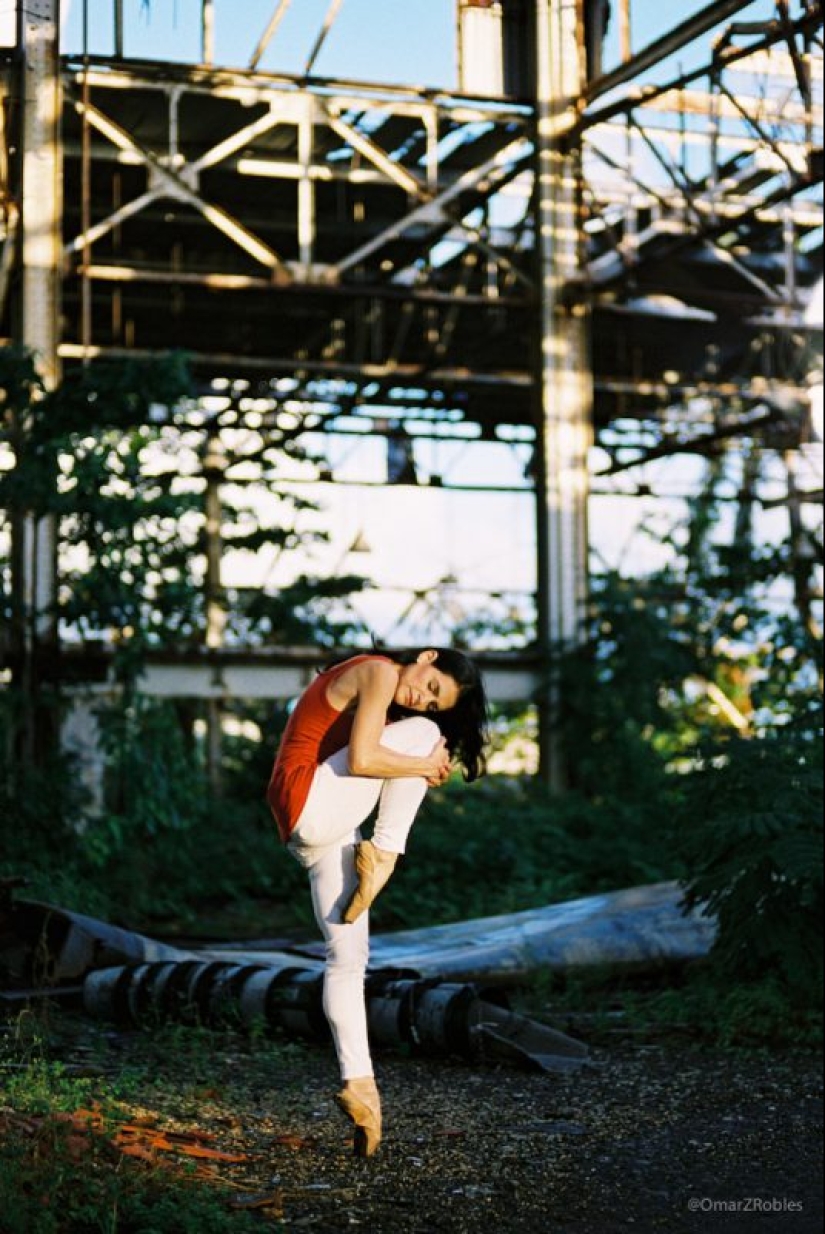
[211,880,717,984]
[82,961,589,1074]
[0,881,716,1072]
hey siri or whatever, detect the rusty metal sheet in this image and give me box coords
[2,882,713,994]
[286,881,717,983]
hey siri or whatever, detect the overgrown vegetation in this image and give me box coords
[0,1012,286,1234]
[1,346,823,1055]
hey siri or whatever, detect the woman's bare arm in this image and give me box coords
[333,660,450,782]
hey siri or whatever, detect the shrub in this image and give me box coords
[678,722,823,1007]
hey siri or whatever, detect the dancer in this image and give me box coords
[266,648,489,1157]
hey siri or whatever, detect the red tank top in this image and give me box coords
[266,655,393,843]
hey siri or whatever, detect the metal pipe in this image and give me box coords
[113,0,124,58]
[58,341,533,388]
[783,206,797,308]
[74,262,531,307]
[201,0,215,66]
[64,56,533,118]
[297,96,315,274]
[304,0,345,76]
[586,0,755,101]
[81,0,93,356]
[775,0,812,104]
[249,0,293,71]
[203,432,226,794]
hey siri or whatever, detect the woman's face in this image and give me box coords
[395,651,461,714]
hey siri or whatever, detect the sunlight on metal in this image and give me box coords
[249,0,293,71]
[305,0,346,76]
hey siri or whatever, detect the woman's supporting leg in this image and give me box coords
[309,845,382,1155]
[307,842,373,1080]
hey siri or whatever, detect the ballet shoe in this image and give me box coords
[335,1076,382,1157]
[342,840,398,924]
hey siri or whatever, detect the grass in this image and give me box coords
[1,954,821,1233]
[0,1008,311,1234]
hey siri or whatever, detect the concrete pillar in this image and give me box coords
[533,0,592,787]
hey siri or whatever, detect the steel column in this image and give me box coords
[13,0,62,756]
[203,434,226,794]
[18,0,61,385]
[533,0,592,787]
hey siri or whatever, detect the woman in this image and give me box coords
[266,647,489,1158]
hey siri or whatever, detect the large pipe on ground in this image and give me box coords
[83,961,588,1073]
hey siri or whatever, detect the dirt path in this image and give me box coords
[223,1041,822,1233]
[22,1012,824,1233]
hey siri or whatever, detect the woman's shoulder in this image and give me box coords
[325,652,394,675]
[334,654,395,681]
[325,654,396,699]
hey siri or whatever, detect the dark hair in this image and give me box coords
[324,645,490,782]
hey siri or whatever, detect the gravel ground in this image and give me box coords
[17,1010,823,1234]
[222,1041,822,1234]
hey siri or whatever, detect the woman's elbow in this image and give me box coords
[348,750,375,777]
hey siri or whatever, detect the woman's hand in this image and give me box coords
[424,735,452,787]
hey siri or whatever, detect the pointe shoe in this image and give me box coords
[335,1076,382,1157]
[342,840,399,924]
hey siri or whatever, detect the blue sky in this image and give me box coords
[60,1,779,85]
[62,0,457,83]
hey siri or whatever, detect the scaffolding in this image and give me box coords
[1,1,822,777]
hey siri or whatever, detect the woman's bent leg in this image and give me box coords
[370,716,441,853]
[308,842,373,1080]
[343,716,441,923]
[290,715,442,861]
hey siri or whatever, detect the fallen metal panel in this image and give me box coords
[287,881,716,983]
[0,899,193,987]
[0,898,321,988]
[1,882,713,994]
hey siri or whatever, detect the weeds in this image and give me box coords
[0,1011,268,1234]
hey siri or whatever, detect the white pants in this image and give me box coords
[288,716,440,1080]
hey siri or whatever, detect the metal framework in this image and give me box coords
[1,1,822,777]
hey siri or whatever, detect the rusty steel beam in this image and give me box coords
[57,340,533,388]
[248,0,293,71]
[304,0,345,76]
[580,4,825,131]
[586,0,758,102]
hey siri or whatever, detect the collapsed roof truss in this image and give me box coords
[0,1,820,460]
